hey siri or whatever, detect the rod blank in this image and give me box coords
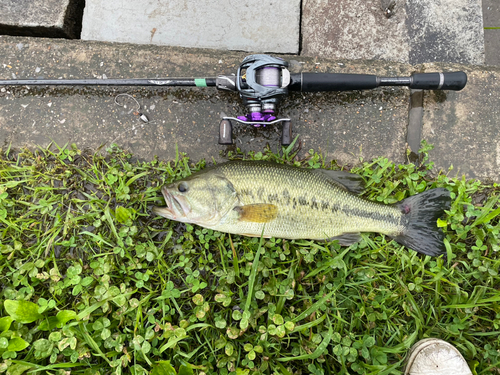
[0,78,217,87]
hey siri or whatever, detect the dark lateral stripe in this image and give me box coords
[331,203,341,213]
[239,185,399,225]
[341,206,401,226]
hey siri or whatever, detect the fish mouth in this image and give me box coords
[153,186,189,220]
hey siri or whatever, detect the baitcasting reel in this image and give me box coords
[215,55,292,145]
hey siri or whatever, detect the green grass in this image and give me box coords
[0,141,499,375]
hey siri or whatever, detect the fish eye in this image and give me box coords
[178,182,188,193]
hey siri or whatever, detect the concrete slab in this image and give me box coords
[407,0,485,65]
[484,30,500,66]
[483,0,500,66]
[482,0,500,27]
[301,0,409,62]
[81,0,301,54]
[0,36,410,170]
[0,0,84,39]
[421,63,500,181]
[302,0,485,65]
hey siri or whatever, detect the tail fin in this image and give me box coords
[391,188,451,256]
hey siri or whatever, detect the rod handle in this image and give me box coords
[289,73,379,92]
[410,71,467,91]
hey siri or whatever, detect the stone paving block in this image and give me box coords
[407,0,484,65]
[483,0,500,66]
[302,0,485,65]
[421,63,500,181]
[0,0,84,38]
[81,0,301,53]
[484,30,500,66]
[483,0,500,27]
[301,0,409,62]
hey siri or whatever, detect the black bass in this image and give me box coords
[153,161,451,256]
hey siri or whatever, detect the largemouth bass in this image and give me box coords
[153,161,451,256]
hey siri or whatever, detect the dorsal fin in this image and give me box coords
[313,169,365,195]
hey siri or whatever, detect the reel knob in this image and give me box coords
[218,119,233,145]
[281,121,292,146]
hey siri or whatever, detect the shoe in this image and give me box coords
[403,338,472,375]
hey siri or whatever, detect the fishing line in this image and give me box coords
[110,93,155,145]
[114,93,150,123]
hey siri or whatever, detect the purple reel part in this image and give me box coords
[237,112,277,127]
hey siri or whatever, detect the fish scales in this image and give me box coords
[213,161,406,239]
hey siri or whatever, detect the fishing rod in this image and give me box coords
[0,54,467,146]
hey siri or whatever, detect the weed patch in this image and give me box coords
[0,141,499,374]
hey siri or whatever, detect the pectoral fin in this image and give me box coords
[234,204,278,223]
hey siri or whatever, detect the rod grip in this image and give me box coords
[290,73,379,92]
[410,71,467,91]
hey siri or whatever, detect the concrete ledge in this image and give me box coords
[0,36,410,167]
[0,0,85,39]
[0,36,498,182]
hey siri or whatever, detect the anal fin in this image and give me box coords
[327,233,362,246]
